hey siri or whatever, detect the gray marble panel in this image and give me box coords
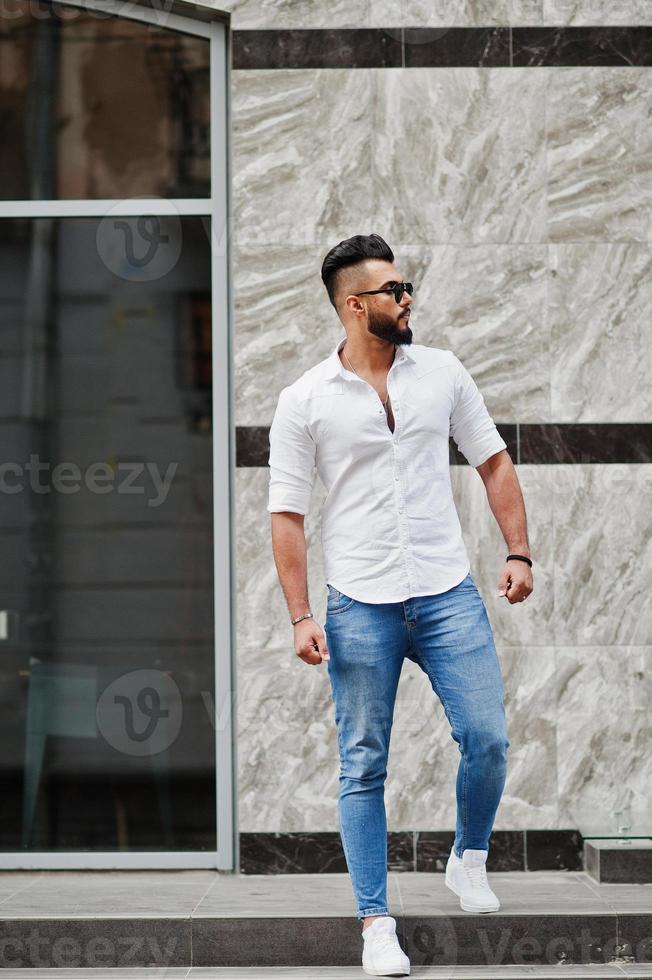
[236,465,336,832]
[236,640,338,832]
[386,643,558,831]
[232,245,339,427]
[389,1,543,26]
[551,465,652,646]
[232,68,547,251]
[215,0,547,28]
[547,68,652,242]
[188,0,652,28]
[549,243,652,422]
[237,462,551,658]
[451,464,554,648]
[495,646,559,826]
[231,70,376,249]
[212,0,388,30]
[233,243,548,425]
[392,246,549,423]
[239,452,652,833]
[235,638,560,833]
[556,645,652,837]
[374,69,547,246]
[544,0,652,24]
[235,467,329,649]
[237,463,564,831]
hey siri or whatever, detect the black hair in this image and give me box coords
[320,233,394,311]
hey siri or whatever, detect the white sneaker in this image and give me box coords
[445,845,500,912]
[361,914,410,977]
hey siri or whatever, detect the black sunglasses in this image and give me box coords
[355,282,414,305]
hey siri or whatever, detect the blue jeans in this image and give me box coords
[324,572,510,920]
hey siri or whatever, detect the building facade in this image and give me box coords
[0,0,650,870]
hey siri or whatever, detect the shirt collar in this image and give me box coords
[323,335,415,380]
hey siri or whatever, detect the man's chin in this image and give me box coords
[368,323,413,345]
[392,324,413,345]
[395,326,413,345]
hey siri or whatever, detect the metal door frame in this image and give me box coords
[0,0,236,871]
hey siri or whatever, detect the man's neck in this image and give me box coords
[340,339,397,376]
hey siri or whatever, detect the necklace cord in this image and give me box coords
[342,342,392,409]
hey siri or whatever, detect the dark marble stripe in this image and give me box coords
[525,828,583,871]
[512,26,652,66]
[239,831,346,874]
[236,425,270,468]
[236,424,652,466]
[416,829,524,871]
[403,27,509,68]
[232,27,652,70]
[232,28,402,69]
[239,828,582,873]
[519,423,652,464]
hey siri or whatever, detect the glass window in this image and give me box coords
[0,216,215,850]
[0,1,210,200]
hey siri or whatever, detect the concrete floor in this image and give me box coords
[0,868,650,917]
[0,870,649,975]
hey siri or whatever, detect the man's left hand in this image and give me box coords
[498,562,533,604]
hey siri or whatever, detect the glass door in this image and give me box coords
[0,0,234,868]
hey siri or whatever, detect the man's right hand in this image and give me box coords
[294,619,329,665]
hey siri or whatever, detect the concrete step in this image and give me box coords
[585,842,652,884]
[1,967,652,979]
[0,870,649,970]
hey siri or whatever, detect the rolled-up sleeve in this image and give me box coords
[449,354,507,468]
[267,386,316,515]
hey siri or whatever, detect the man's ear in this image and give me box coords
[352,298,365,314]
[344,295,363,315]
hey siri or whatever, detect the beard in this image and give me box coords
[366,306,413,346]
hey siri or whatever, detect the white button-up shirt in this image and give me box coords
[267,335,507,603]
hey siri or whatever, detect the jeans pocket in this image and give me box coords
[326,584,356,615]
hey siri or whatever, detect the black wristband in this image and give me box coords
[506,554,532,567]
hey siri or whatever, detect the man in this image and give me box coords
[267,233,533,977]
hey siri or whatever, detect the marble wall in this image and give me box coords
[204,0,652,838]
[205,0,652,28]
